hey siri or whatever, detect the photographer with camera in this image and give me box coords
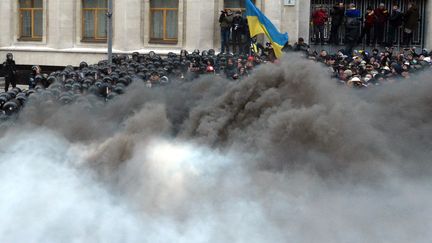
[219,9,233,54]
[232,11,245,54]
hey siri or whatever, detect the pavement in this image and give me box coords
[0,77,27,92]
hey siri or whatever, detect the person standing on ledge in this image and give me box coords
[344,3,361,57]
[329,2,345,45]
[219,9,234,54]
[2,53,17,92]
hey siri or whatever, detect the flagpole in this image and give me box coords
[107,0,113,66]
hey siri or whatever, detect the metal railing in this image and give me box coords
[309,0,426,48]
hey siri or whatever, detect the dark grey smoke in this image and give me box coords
[1,54,431,242]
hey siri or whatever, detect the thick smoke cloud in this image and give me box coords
[1,54,432,242]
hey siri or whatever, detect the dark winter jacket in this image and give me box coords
[389,9,403,27]
[374,8,389,26]
[232,15,244,32]
[219,13,233,29]
[345,9,361,41]
[331,7,345,26]
[404,7,420,30]
[2,60,17,78]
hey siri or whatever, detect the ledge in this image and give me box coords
[0,46,184,55]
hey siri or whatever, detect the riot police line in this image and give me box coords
[0,49,266,119]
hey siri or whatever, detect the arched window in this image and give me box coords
[82,0,108,42]
[150,0,178,44]
[19,0,43,41]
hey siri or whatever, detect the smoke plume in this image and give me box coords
[1,54,431,242]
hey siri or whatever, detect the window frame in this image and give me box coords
[149,7,179,44]
[224,0,255,12]
[18,0,43,41]
[81,0,108,43]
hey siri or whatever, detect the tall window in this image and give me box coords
[150,0,178,44]
[19,0,43,41]
[82,0,108,42]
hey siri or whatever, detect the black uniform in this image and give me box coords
[2,54,17,92]
[329,6,345,45]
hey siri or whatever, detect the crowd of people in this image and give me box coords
[291,37,432,88]
[219,9,252,55]
[312,2,420,50]
[0,41,430,117]
[0,34,430,117]
[0,50,267,117]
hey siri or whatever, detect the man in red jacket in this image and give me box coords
[358,7,375,45]
[312,6,328,45]
[373,3,389,46]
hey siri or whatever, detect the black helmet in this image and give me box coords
[0,96,9,108]
[117,77,129,86]
[6,53,13,60]
[103,76,113,83]
[49,88,61,97]
[16,96,27,106]
[26,90,36,97]
[149,51,157,59]
[3,100,20,115]
[12,87,22,93]
[79,61,88,69]
[7,91,17,99]
[64,83,73,90]
[113,86,124,94]
[132,52,140,60]
[72,82,82,91]
[59,95,73,105]
[47,76,57,85]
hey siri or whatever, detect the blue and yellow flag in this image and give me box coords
[246,0,289,58]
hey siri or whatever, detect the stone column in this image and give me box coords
[0,0,13,47]
[264,0,283,31]
[113,0,143,51]
[425,1,432,49]
[184,0,202,50]
[198,0,216,50]
[47,0,75,49]
[280,0,310,44]
[184,0,216,51]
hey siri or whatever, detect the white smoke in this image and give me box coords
[1,129,431,243]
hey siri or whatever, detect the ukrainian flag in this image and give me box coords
[246,0,289,58]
